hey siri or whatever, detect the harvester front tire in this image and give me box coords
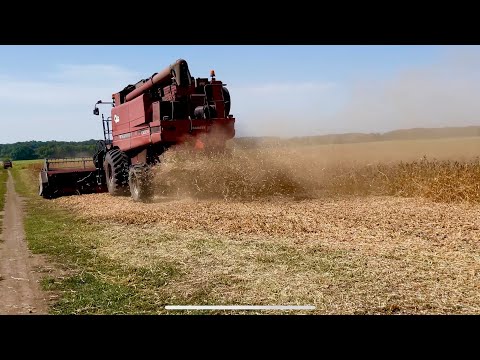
[129,164,154,202]
[39,184,53,199]
[104,149,130,196]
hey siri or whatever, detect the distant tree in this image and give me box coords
[11,145,35,160]
[36,145,54,158]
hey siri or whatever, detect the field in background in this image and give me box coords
[10,137,480,314]
[236,136,480,163]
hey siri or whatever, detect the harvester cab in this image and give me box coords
[39,58,236,202]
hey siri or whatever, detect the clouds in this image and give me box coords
[0,64,140,143]
[0,64,140,106]
[52,64,139,83]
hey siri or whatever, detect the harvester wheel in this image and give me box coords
[104,149,130,196]
[39,184,53,199]
[38,181,46,198]
[129,164,154,202]
[38,172,51,199]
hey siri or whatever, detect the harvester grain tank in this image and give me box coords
[39,59,235,201]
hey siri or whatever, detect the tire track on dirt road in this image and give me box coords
[0,171,48,314]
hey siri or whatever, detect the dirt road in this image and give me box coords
[0,171,48,314]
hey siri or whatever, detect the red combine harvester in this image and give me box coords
[39,59,235,201]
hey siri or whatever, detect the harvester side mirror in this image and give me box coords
[93,108,100,116]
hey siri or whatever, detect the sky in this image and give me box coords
[0,45,479,143]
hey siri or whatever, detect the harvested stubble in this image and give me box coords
[53,193,480,314]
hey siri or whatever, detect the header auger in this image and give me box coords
[39,59,236,202]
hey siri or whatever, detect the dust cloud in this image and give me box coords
[152,137,480,203]
[234,47,480,138]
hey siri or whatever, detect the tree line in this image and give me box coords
[0,140,98,161]
[2,126,479,160]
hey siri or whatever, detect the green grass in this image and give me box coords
[10,159,43,170]
[0,168,8,229]
[10,164,181,314]
[0,169,7,208]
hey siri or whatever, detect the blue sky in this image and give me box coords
[0,45,479,143]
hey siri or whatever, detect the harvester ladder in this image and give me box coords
[102,114,113,145]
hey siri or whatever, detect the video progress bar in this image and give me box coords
[165,305,315,311]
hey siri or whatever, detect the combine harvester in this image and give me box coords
[39,59,236,202]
